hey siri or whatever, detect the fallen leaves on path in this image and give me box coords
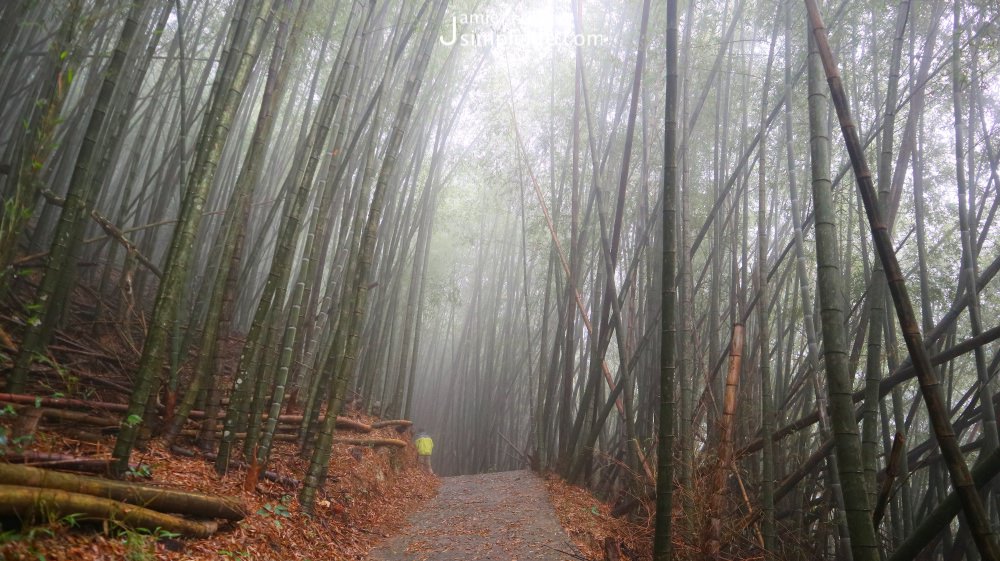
[544,474,652,561]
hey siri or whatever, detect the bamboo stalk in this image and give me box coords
[873,432,905,528]
[0,484,218,537]
[804,1,1000,558]
[704,324,744,559]
[0,462,245,520]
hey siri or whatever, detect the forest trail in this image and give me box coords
[367,470,574,561]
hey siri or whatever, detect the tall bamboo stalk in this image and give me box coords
[804,0,1000,558]
[653,0,677,557]
[805,5,879,559]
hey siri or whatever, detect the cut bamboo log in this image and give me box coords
[0,393,128,413]
[0,463,246,520]
[371,419,412,430]
[178,430,405,448]
[35,407,119,428]
[0,395,408,435]
[331,436,407,448]
[177,430,298,442]
[5,452,117,474]
[335,418,373,432]
[0,484,217,537]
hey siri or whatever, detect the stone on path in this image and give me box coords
[367,470,575,561]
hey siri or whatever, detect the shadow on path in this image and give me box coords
[367,470,575,561]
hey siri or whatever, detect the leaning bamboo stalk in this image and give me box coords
[873,432,905,528]
[738,322,1000,457]
[511,73,655,488]
[0,463,246,520]
[0,484,218,537]
[888,447,1000,561]
[804,1,1000,558]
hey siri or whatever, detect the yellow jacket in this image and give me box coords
[415,435,433,456]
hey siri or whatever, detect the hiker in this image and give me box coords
[414,429,434,475]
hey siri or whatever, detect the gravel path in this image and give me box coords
[366,470,574,561]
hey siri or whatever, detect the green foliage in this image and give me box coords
[256,495,294,528]
[126,463,153,479]
[31,353,82,397]
[116,526,180,561]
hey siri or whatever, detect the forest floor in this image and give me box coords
[0,410,440,561]
[0,287,445,560]
[0,286,652,561]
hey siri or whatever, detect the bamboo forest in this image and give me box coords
[0,0,998,559]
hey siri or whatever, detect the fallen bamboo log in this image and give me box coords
[371,419,412,430]
[333,418,371,432]
[178,430,299,442]
[0,484,216,537]
[178,431,405,448]
[4,452,118,474]
[0,394,409,436]
[181,416,408,434]
[34,407,119,428]
[0,393,128,413]
[331,436,407,448]
[186,411,374,432]
[0,463,246,520]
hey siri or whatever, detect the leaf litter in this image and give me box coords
[0,412,439,561]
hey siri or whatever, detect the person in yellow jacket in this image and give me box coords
[414,429,434,475]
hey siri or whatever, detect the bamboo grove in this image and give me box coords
[1,0,1000,559]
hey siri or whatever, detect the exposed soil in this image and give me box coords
[367,470,577,561]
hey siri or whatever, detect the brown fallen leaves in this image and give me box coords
[0,415,439,561]
[544,474,652,561]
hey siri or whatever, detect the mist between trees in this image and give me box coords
[1,0,999,558]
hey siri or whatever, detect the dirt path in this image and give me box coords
[367,470,575,561]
